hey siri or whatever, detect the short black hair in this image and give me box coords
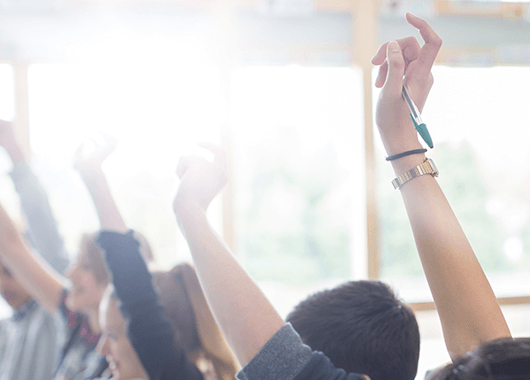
[286,280,420,380]
[429,337,530,380]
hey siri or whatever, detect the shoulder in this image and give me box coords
[237,324,312,380]
[237,324,365,380]
[293,351,366,380]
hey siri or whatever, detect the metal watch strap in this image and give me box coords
[392,158,439,190]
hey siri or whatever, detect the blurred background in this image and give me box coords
[1,0,530,377]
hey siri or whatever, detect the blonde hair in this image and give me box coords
[78,230,154,285]
[79,232,109,285]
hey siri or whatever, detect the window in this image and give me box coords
[376,66,530,302]
[230,65,365,316]
[27,62,223,268]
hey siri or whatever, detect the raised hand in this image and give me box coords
[74,132,118,175]
[74,131,126,233]
[172,144,284,367]
[371,13,442,155]
[173,143,227,214]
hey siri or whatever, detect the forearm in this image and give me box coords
[98,231,156,305]
[176,202,284,366]
[10,161,69,274]
[0,202,64,313]
[79,168,127,233]
[391,154,510,358]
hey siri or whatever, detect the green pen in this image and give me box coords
[402,84,433,149]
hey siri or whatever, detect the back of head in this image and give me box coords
[286,280,420,380]
[151,269,201,354]
[153,263,240,380]
[429,337,530,380]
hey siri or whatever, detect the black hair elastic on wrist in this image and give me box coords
[385,148,427,161]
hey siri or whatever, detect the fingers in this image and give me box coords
[177,143,227,180]
[375,60,388,88]
[371,36,420,66]
[197,142,227,169]
[406,13,442,76]
[382,41,405,97]
[371,41,390,66]
[373,36,421,88]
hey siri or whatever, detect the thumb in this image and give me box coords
[382,41,405,97]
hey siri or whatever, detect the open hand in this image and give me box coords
[173,143,227,215]
[371,13,442,155]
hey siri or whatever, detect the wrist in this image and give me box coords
[381,136,423,157]
[174,196,205,223]
[174,198,207,239]
[77,166,105,182]
[389,153,427,176]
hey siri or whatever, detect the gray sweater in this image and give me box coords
[237,324,365,380]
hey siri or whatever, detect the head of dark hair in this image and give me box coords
[286,280,420,380]
[429,337,530,380]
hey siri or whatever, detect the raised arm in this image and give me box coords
[372,13,510,359]
[173,145,284,366]
[0,200,66,313]
[0,120,69,274]
[74,133,127,234]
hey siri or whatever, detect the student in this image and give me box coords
[286,280,419,380]
[428,337,530,380]
[172,14,514,380]
[96,230,205,380]
[0,120,90,380]
[0,261,60,380]
[98,264,240,380]
[174,149,368,380]
[78,136,237,380]
[370,12,511,360]
[97,286,149,380]
[0,123,113,380]
[0,195,108,380]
